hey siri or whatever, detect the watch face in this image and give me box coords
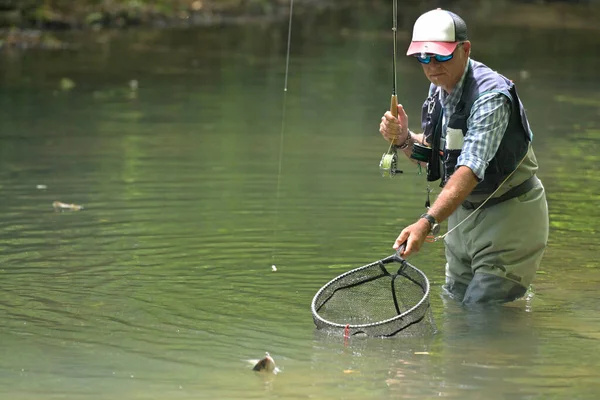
[431,223,440,235]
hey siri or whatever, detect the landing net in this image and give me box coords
[311,253,436,337]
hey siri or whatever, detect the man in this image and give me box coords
[379,9,549,304]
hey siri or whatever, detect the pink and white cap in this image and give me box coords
[406,9,468,56]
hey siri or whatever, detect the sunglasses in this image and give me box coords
[415,53,454,64]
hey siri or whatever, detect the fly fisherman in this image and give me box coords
[379,9,549,304]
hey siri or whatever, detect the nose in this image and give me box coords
[424,61,442,71]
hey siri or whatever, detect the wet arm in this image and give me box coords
[428,93,510,222]
[426,166,479,223]
[394,93,511,255]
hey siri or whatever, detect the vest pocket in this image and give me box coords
[446,127,464,150]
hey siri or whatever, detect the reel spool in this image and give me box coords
[379,147,403,177]
[410,142,433,163]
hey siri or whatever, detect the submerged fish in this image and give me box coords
[248,352,280,374]
[52,201,84,211]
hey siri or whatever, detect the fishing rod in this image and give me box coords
[379,0,403,177]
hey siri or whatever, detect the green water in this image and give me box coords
[1,6,600,400]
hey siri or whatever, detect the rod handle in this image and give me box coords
[390,94,398,118]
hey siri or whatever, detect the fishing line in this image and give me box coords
[271,0,294,266]
[431,144,531,242]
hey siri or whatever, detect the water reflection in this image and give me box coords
[0,3,600,400]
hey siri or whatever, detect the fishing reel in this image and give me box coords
[379,146,403,177]
[410,142,433,163]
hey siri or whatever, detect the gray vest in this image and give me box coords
[421,60,538,200]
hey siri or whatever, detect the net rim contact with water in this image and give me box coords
[311,252,434,337]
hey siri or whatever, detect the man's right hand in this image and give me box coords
[379,104,409,146]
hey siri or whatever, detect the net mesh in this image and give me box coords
[311,254,436,337]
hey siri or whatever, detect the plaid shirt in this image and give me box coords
[433,59,511,181]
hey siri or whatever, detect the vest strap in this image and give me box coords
[462,175,535,210]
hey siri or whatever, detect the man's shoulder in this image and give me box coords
[466,60,512,95]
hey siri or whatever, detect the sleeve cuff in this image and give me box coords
[456,154,487,181]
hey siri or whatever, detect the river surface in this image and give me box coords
[1,4,599,400]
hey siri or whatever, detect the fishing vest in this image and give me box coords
[421,60,533,197]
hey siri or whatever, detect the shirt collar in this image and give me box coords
[440,58,471,108]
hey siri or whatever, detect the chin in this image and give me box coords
[430,75,447,85]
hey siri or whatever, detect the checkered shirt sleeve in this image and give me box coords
[456,92,511,181]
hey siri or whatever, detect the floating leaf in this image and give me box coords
[60,77,75,91]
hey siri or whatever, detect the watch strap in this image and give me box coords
[419,213,437,227]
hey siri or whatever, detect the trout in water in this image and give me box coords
[247,352,280,374]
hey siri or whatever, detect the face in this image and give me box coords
[420,41,471,92]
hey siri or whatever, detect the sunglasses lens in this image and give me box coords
[415,53,454,64]
[416,56,431,64]
[435,54,453,62]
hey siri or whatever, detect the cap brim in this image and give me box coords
[406,41,458,56]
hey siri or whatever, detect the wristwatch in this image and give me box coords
[420,213,440,235]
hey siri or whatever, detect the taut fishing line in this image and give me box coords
[271,0,294,267]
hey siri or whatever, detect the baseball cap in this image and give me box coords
[406,9,468,56]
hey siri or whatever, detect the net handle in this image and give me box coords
[394,241,407,260]
[377,242,407,266]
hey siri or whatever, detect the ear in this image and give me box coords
[462,41,471,57]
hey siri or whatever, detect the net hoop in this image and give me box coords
[311,253,432,336]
